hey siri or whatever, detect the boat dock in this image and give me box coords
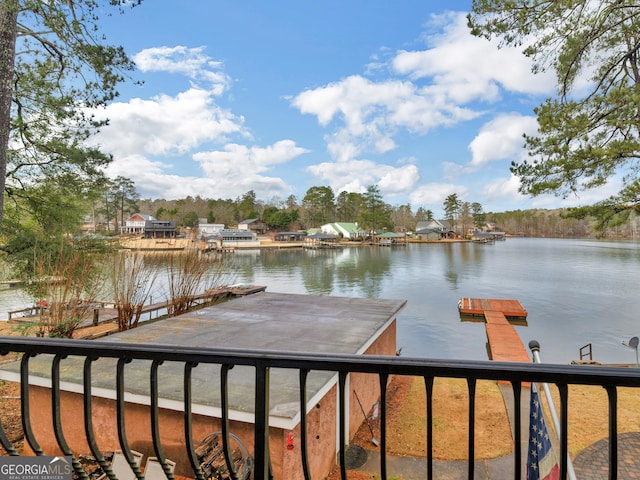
[4,285,267,335]
[458,297,527,320]
[459,298,530,364]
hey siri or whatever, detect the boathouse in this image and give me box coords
[143,219,177,239]
[274,231,306,242]
[1,292,405,480]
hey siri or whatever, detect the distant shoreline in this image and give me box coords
[117,236,472,251]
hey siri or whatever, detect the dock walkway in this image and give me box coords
[459,297,530,363]
[460,297,531,476]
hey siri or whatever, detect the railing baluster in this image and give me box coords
[0,346,19,455]
[184,361,205,480]
[254,362,272,480]
[424,375,434,480]
[299,368,312,480]
[83,357,113,479]
[338,371,347,480]
[51,354,87,479]
[0,420,17,455]
[150,359,174,480]
[220,364,239,480]
[511,381,522,480]
[558,383,568,480]
[20,353,43,455]
[467,378,476,480]
[116,357,143,479]
[379,373,388,479]
[607,385,618,480]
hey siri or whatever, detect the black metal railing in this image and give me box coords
[1,336,640,480]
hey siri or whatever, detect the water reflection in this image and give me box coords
[2,239,640,364]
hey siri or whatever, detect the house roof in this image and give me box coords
[128,213,154,221]
[322,222,364,236]
[376,232,405,238]
[238,218,264,225]
[219,229,255,238]
[0,292,406,429]
[306,233,338,240]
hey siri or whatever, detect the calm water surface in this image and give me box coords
[2,238,639,365]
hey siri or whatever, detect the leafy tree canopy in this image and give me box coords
[468,1,640,217]
[358,185,393,232]
[443,193,461,225]
[0,0,140,232]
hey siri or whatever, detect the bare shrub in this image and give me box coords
[164,247,235,316]
[20,239,106,338]
[110,251,159,331]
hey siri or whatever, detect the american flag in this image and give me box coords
[527,385,559,480]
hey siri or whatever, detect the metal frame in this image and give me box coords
[1,336,640,480]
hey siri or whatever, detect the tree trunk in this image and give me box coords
[0,0,18,232]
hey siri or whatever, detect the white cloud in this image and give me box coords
[133,46,231,95]
[480,175,523,203]
[93,88,246,157]
[307,159,420,197]
[478,173,622,210]
[393,12,555,99]
[409,183,468,208]
[290,10,552,186]
[105,141,308,201]
[193,140,309,177]
[292,74,480,162]
[378,163,421,196]
[442,161,475,180]
[469,113,538,166]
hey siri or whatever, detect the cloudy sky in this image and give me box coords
[93,0,616,215]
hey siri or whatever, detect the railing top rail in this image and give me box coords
[2,336,640,387]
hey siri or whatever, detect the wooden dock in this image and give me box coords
[458,297,527,319]
[459,298,530,366]
[4,286,268,336]
[483,310,531,364]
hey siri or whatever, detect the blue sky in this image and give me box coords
[91,0,618,215]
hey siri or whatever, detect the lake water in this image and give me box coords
[2,237,639,365]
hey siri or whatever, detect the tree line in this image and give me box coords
[134,187,483,235]
[134,187,639,239]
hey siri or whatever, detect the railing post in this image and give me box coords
[379,373,388,480]
[254,362,271,480]
[511,381,522,480]
[299,369,312,480]
[338,371,348,480]
[467,378,476,480]
[424,376,434,480]
[607,385,618,480]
